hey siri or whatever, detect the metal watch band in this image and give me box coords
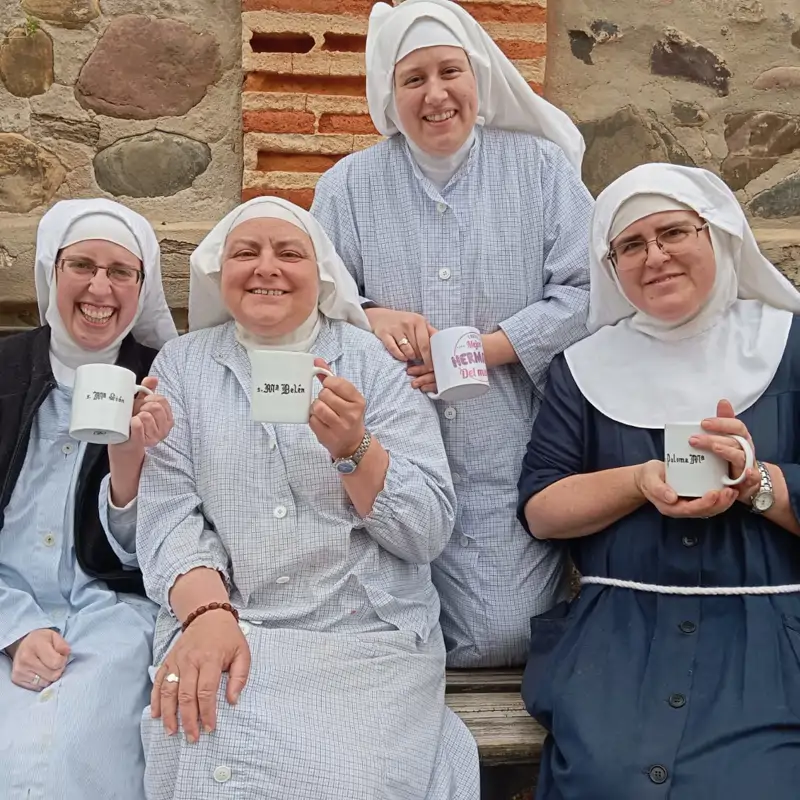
[751,460,774,513]
[349,430,372,465]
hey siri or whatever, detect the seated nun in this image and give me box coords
[0,198,177,799]
[517,164,800,799]
[312,0,593,668]
[136,197,479,800]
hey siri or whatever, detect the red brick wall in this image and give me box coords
[242,0,548,207]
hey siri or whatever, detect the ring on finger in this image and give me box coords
[397,337,410,347]
[31,674,41,686]
[165,672,180,684]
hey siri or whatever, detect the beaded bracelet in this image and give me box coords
[181,601,239,632]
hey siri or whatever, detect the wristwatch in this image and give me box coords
[750,460,775,514]
[333,430,372,475]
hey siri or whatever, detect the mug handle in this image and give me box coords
[721,434,755,486]
[134,384,155,397]
[313,367,334,380]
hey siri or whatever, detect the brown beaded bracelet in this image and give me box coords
[181,601,239,632]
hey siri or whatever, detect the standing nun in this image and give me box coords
[518,164,800,798]
[312,0,594,667]
[0,198,177,800]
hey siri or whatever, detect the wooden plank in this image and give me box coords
[446,692,546,766]
[446,668,523,693]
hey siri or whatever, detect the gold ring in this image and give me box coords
[397,337,410,347]
[165,672,180,684]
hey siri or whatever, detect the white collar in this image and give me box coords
[405,128,476,190]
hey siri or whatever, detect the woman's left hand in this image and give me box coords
[309,359,367,460]
[689,399,760,504]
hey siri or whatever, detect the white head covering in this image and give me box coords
[34,198,177,387]
[366,0,585,173]
[564,163,800,429]
[188,197,370,351]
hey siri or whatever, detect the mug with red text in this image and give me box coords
[429,326,490,402]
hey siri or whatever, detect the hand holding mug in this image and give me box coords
[364,307,433,365]
[7,628,70,691]
[688,399,760,504]
[407,323,439,393]
[309,359,367,460]
[109,376,174,458]
[635,460,738,519]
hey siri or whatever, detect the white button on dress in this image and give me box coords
[61,443,74,455]
[438,268,451,281]
[43,533,56,547]
[213,765,232,783]
[276,576,290,585]
[436,202,447,214]
[443,407,457,420]
[273,506,287,519]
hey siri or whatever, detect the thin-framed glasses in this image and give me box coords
[608,223,710,271]
[57,258,144,286]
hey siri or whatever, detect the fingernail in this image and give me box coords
[187,734,196,744]
[204,726,213,734]
[688,437,699,445]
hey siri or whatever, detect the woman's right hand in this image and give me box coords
[6,628,70,691]
[151,610,251,743]
[635,459,738,518]
[364,307,433,365]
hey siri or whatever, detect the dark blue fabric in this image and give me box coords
[518,316,800,799]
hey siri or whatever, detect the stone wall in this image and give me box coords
[0,0,242,329]
[241,0,548,207]
[546,0,800,281]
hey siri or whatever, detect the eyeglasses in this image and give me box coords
[57,258,144,286]
[608,224,710,271]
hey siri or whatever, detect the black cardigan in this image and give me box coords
[0,326,157,596]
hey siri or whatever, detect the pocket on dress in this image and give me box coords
[782,614,800,718]
[522,601,572,729]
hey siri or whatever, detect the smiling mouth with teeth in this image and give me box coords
[78,303,116,324]
[248,289,287,296]
[646,274,682,286]
[424,110,456,123]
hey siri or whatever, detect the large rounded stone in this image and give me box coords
[0,133,65,212]
[75,16,221,119]
[579,106,695,197]
[94,131,211,197]
[20,0,100,27]
[0,28,54,98]
[750,173,800,219]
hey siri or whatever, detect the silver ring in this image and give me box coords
[397,337,410,347]
[31,674,41,686]
[165,672,180,684]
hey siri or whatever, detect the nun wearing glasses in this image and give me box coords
[0,198,177,799]
[518,164,800,799]
[136,197,478,799]
[312,0,593,668]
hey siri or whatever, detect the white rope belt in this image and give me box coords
[580,576,800,596]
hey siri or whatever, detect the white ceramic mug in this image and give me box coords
[664,423,755,498]
[428,326,490,402]
[70,363,153,445]
[249,350,333,424]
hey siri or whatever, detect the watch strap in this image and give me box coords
[751,460,774,513]
[334,430,372,468]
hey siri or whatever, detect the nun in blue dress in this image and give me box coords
[517,164,800,798]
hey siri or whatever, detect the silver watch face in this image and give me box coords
[753,491,774,512]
